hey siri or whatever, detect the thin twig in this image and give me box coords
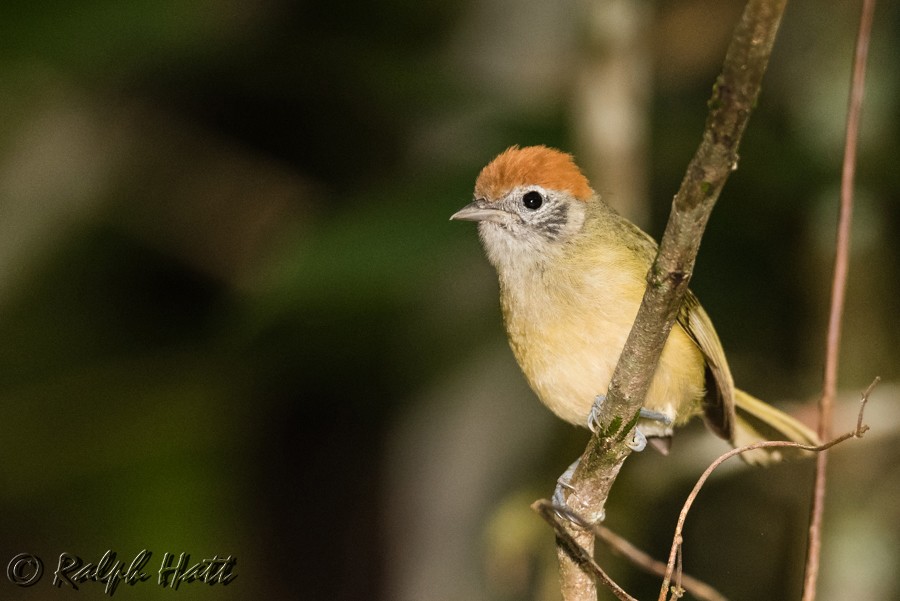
[674,545,684,599]
[549,499,730,601]
[593,525,729,601]
[801,2,876,600]
[857,377,879,433]
[659,380,876,600]
[533,500,637,601]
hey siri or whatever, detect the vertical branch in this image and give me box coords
[552,1,788,599]
[566,0,788,513]
[594,0,788,439]
[801,1,876,599]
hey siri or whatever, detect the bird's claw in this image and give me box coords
[627,427,647,452]
[552,458,605,524]
[589,401,672,451]
[552,459,578,508]
[628,407,672,451]
[587,394,605,433]
[555,401,675,522]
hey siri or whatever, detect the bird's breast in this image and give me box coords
[499,264,642,425]
[498,258,706,431]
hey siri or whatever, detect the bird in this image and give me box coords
[451,145,818,470]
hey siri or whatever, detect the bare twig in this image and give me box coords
[533,500,637,601]
[594,524,729,601]
[659,380,876,600]
[856,377,879,433]
[801,2,876,600]
[542,501,729,601]
[674,545,684,599]
[554,1,788,598]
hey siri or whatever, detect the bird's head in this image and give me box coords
[451,145,594,274]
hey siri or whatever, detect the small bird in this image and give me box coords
[452,145,818,465]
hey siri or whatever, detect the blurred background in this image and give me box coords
[0,0,897,599]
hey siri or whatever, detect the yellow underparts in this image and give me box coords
[501,265,705,436]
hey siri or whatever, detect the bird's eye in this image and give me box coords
[522,190,543,210]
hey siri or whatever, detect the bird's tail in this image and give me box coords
[731,389,820,466]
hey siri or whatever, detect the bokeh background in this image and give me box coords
[0,1,898,600]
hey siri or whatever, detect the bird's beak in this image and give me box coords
[450,199,507,223]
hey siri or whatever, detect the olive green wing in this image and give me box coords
[598,209,737,439]
[676,291,736,441]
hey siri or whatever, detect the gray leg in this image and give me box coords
[552,458,580,508]
[588,398,672,450]
[587,394,606,433]
[639,407,673,425]
[552,458,606,523]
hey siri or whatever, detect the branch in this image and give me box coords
[534,500,638,601]
[594,524,729,601]
[552,1,788,598]
[660,378,877,601]
[537,498,728,601]
[802,2,876,599]
[537,378,876,601]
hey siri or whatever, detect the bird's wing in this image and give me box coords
[594,209,736,439]
[676,291,735,440]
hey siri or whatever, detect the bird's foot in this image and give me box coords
[552,458,605,524]
[552,459,578,508]
[638,407,674,425]
[555,405,675,523]
[587,396,673,452]
[629,408,674,451]
[586,394,606,434]
[627,428,647,452]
